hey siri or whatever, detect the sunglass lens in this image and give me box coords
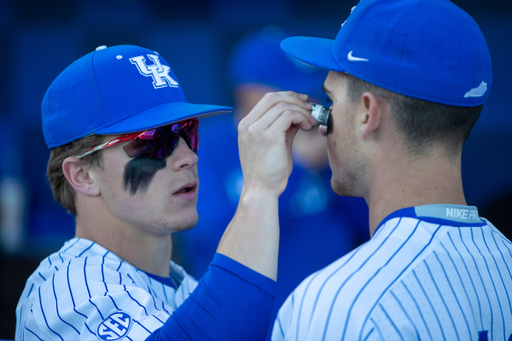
[155,126,180,158]
[183,119,199,152]
[123,138,155,158]
[123,119,199,159]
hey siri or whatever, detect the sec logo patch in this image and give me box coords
[97,312,133,340]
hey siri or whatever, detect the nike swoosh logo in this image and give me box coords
[347,51,369,62]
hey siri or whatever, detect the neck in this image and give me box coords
[367,148,466,237]
[74,208,172,277]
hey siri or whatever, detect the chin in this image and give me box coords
[173,220,197,233]
[332,178,349,196]
[148,209,198,234]
[172,212,199,232]
[331,174,364,198]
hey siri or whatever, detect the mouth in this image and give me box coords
[173,182,198,195]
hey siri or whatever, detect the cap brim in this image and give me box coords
[281,37,344,72]
[96,102,233,135]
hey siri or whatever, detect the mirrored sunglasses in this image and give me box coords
[74,118,199,159]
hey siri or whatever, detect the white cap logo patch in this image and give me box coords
[464,81,488,98]
[130,54,179,89]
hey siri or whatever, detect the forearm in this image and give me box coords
[217,186,280,280]
[215,92,314,281]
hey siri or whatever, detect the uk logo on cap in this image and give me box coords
[97,312,133,340]
[130,54,179,89]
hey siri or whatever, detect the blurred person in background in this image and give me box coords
[0,116,26,255]
[176,25,369,333]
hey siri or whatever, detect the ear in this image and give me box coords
[62,157,101,196]
[359,91,383,140]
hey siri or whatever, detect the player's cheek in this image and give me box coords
[326,136,338,165]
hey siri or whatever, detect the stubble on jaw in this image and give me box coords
[331,170,358,197]
[329,127,369,198]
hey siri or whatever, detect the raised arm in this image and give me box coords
[148,92,316,341]
[217,91,315,280]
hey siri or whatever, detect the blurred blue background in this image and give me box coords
[0,0,511,338]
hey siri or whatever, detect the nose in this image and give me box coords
[170,136,199,170]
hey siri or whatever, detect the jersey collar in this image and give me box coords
[375,204,485,235]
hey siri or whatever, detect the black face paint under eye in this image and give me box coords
[123,158,166,195]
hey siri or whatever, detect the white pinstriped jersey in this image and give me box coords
[272,204,512,341]
[15,238,198,341]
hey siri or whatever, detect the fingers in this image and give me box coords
[249,106,316,139]
[237,91,320,197]
[267,107,315,136]
[239,91,315,132]
[318,125,328,136]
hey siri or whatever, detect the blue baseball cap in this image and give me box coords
[281,0,492,107]
[229,25,327,101]
[42,45,233,148]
